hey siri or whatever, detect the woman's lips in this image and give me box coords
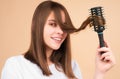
[51,37,63,43]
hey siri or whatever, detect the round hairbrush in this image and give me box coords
[90,6,106,48]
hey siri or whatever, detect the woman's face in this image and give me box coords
[43,11,67,51]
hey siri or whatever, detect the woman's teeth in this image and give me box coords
[52,37,62,41]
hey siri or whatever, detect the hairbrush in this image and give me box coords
[90,6,106,48]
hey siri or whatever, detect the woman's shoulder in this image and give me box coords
[71,60,83,79]
[1,55,43,79]
[2,55,24,70]
[1,55,25,78]
[4,55,24,65]
[71,60,79,68]
[3,55,35,67]
[6,55,23,60]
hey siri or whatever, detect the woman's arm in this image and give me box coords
[94,43,116,79]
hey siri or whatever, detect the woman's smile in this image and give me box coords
[51,36,63,43]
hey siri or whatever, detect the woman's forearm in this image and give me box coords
[94,70,104,79]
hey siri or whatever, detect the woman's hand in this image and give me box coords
[94,43,116,79]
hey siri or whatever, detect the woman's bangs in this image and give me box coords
[53,8,76,33]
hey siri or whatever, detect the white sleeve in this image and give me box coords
[1,57,23,79]
[72,60,83,79]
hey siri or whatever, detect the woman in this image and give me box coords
[1,1,115,79]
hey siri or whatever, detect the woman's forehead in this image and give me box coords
[47,11,65,23]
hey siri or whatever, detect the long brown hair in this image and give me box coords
[24,0,91,78]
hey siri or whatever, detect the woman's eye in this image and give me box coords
[49,22,57,27]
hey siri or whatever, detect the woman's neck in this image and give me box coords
[46,48,54,65]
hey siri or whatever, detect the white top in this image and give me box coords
[1,55,82,79]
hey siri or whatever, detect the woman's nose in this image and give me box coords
[56,26,64,34]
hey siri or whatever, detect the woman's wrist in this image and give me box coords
[94,70,105,79]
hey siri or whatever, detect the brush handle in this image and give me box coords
[98,32,105,47]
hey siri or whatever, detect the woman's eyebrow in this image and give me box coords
[48,19,65,24]
[48,19,56,22]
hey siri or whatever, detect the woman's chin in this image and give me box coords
[51,45,61,50]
